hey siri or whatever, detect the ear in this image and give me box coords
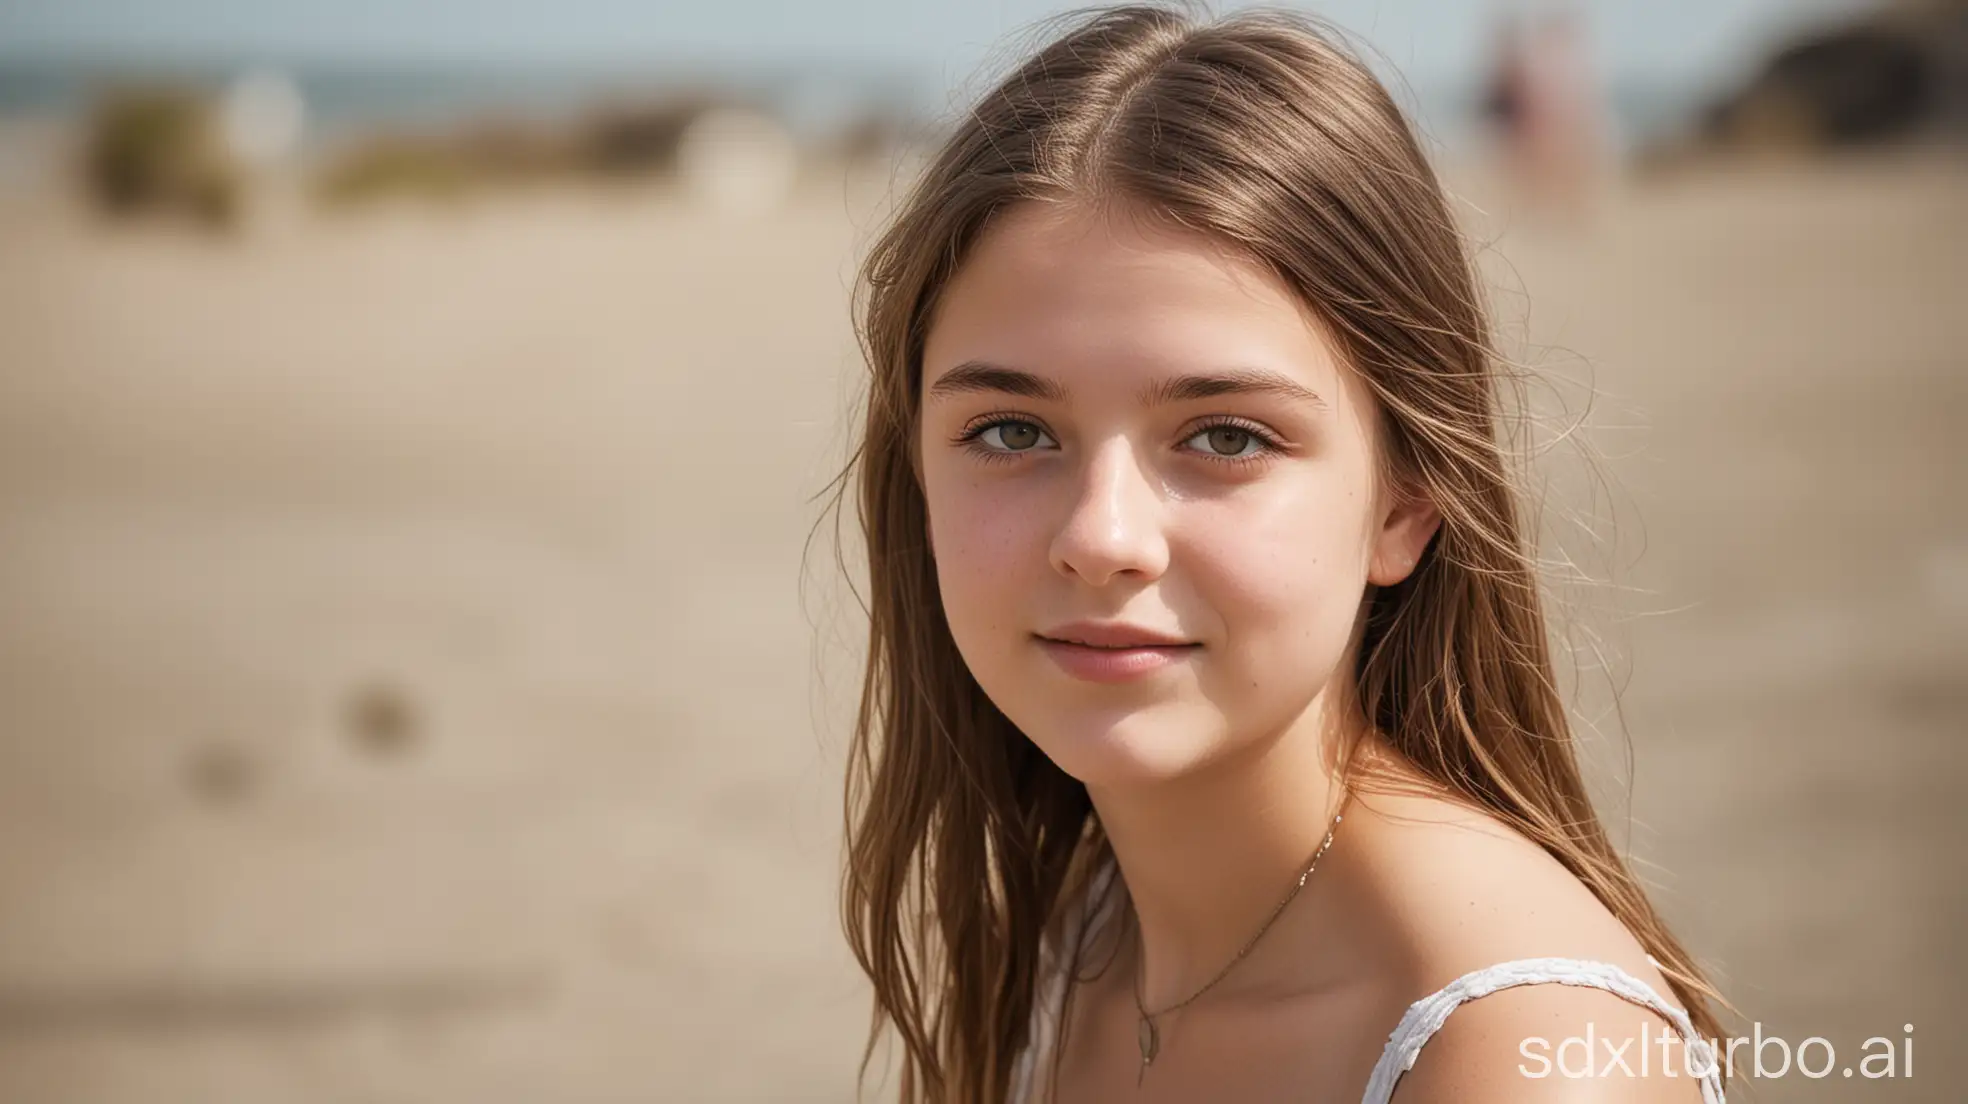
[1366,487,1442,587]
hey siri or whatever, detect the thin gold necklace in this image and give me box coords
[1129,792,1349,1087]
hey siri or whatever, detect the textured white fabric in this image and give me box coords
[1360,955,1726,1104]
[1007,857,1121,1104]
[1009,856,1726,1104]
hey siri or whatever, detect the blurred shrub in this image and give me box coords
[314,124,583,207]
[1705,25,1936,150]
[314,136,480,205]
[81,85,242,228]
[1642,0,1968,169]
[576,96,724,176]
[312,92,792,206]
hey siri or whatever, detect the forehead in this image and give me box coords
[922,201,1351,403]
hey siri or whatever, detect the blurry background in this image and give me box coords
[0,1,1962,1101]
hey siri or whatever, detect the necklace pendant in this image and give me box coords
[1137,1016,1159,1066]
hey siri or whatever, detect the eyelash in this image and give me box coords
[951,413,1286,468]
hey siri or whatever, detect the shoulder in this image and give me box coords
[1342,786,1672,998]
[1384,976,1712,1102]
[1339,791,1710,1103]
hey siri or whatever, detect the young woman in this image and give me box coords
[830,4,1732,1100]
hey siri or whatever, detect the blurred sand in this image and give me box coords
[0,140,1961,1102]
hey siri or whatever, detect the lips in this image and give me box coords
[1037,621,1196,649]
[1035,629,1198,684]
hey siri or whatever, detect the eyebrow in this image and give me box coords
[925,361,1328,412]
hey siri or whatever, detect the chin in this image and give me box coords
[1014,699,1227,788]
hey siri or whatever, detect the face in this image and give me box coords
[917,201,1438,788]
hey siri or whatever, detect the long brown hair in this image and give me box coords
[823,4,1730,1100]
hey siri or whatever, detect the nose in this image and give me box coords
[1047,435,1170,587]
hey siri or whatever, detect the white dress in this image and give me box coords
[1007,857,1726,1104]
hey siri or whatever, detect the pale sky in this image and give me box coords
[0,0,1875,97]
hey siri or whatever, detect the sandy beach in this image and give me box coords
[0,134,1961,1101]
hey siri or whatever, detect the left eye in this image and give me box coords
[1185,425,1264,458]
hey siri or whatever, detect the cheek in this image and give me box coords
[923,469,1042,646]
[1184,477,1374,659]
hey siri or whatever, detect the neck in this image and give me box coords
[1088,684,1364,1014]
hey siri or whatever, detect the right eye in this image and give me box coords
[961,418,1057,456]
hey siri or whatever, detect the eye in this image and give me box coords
[982,421,1049,451]
[1181,420,1282,462]
[957,417,1057,459]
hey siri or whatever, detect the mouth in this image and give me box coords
[1035,622,1198,650]
[1033,633,1200,684]
[1038,636,1198,650]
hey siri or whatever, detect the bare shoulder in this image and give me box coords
[1342,789,1711,1103]
[1344,786,1671,996]
[1387,982,1713,1102]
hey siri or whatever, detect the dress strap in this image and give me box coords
[1007,856,1122,1104]
[1360,956,1724,1104]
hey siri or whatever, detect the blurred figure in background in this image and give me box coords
[1483,4,1604,219]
